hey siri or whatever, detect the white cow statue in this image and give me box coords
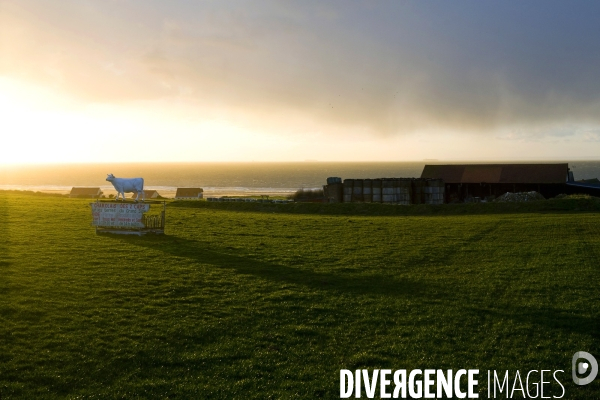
[106,174,145,202]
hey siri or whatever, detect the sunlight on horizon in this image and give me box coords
[0,78,286,164]
[3,77,600,165]
[0,78,435,164]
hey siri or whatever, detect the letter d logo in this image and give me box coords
[572,351,598,385]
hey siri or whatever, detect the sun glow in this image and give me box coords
[0,78,262,164]
[4,77,599,165]
[0,79,434,164]
[0,79,109,164]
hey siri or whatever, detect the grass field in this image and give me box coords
[1,191,599,399]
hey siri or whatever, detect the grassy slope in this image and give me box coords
[0,192,599,399]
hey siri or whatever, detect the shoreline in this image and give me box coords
[0,186,311,198]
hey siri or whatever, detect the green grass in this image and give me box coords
[1,191,599,398]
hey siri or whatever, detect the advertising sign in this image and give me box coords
[91,202,150,228]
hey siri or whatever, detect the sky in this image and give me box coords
[2,1,600,163]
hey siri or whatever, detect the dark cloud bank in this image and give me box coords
[3,0,600,134]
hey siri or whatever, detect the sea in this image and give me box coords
[1,161,600,198]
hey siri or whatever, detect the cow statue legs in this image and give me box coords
[133,190,145,202]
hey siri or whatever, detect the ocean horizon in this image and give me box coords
[2,161,600,197]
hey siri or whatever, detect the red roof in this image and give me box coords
[421,164,568,184]
[70,187,103,196]
[130,190,159,198]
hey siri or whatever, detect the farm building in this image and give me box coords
[420,163,571,201]
[324,178,443,205]
[130,190,160,199]
[175,188,204,200]
[323,163,600,204]
[69,187,103,198]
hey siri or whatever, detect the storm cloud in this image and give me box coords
[2,0,600,135]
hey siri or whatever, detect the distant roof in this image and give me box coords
[130,190,159,198]
[421,164,569,184]
[175,188,204,197]
[577,178,600,185]
[70,187,102,195]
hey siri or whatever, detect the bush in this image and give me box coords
[288,188,324,201]
[558,193,592,200]
[494,191,545,202]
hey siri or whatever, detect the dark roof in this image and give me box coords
[577,178,600,185]
[70,187,102,195]
[130,190,159,198]
[421,164,568,184]
[175,188,203,197]
[567,182,600,189]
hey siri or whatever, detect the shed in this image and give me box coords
[70,187,103,198]
[130,190,160,199]
[175,188,204,199]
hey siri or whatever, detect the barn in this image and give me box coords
[175,188,204,200]
[69,187,103,198]
[420,163,571,202]
[130,190,160,199]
